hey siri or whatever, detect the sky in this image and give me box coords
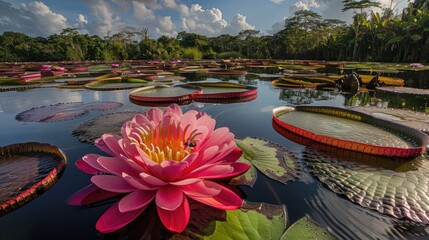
[0,0,410,38]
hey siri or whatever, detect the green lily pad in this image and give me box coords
[174,202,287,240]
[281,215,336,240]
[230,157,257,187]
[305,146,429,224]
[72,111,139,144]
[235,137,300,185]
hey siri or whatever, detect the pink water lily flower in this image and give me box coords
[69,104,249,233]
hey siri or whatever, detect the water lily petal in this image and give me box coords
[182,180,221,197]
[81,154,107,172]
[156,185,183,211]
[132,114,152,129]
[76,158,102,174]
[146,107,163,123]
[91,175,135,193]
[97,156,138,176]
[118,190,156,213]
[140,172,167,186]
[122,172,158,190]
[223,147,242,162]
[160,160,188,181]
[187,182,243,210]
[200,127,234,150]
[194,162,250,180]
[157,196,190,233]
[170,178,201,186]
[68,184,122,206]
[98,134,126,157]
[96,202,147,233]
[95,134,121,156]
[165,104,183,117]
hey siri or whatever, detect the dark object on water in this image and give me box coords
[335,72,361,92]
[366,73,385,90]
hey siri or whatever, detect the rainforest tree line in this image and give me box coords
[0,0,428,63]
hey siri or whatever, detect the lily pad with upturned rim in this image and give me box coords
[0,142,67,216]
[272,106,428,158]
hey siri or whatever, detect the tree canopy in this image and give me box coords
[0,2,428,63]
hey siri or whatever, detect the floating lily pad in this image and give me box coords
[205,69,247,76]
[0,142,67,216]
[16,102,123,122]
[85,79,149,91]
[351,106,429,133]
[281,215,336,240]
[72,111,138,144]
[185,82,258,101]
[129,85,202,105]
[234,137,300,185]
[272,78,320,88]
[304,145,429,224]
[376,87,429,96]
[273,106,428,158]
[173,202,287,240]
[0,84,42,92]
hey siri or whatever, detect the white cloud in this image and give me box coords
[84,0,126,37]
[289,0,324,14]
[0,1,68,36]
[181,4,228,36]
[225,14,257,35]
[162,0,189,16]
[75,14,89,34]
[267,17,287,35]
[271,0,286,4]
[132,1,177,37]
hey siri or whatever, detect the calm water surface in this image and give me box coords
[0,76,428,240]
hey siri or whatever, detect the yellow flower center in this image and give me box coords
[130,119,201,164]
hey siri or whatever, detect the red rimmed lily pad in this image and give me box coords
[273,106,428,158]
[184,82,258,101]
[351,106,429,133]
[0,142,67,216]
[16,102,123,122]
[129,85,202,105]
[72,112,139,144]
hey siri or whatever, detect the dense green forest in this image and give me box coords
[0,0,428,63]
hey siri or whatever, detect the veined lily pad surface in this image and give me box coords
[72,112,139,144]
[351,106,429,133]
[16,102,123,122]
[376,86,429,96]
[233,137,300,186]
[0,142,67,216]
[273,106,428,157]
[303,143,429,224]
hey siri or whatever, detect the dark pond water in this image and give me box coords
[0,72,428,240]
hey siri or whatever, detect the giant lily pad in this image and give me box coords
[234,137,300,185]
[376,87,429,96]
[351,106,429,133]
[16,102,123,122]
[85,79,149,91]
[72,112,138,144]
[185,82,258,102]
[281,215,336,240]
[0,142,67,216]
[305,147,429,224]
[129,85,201,105]
[273,106,428,158]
